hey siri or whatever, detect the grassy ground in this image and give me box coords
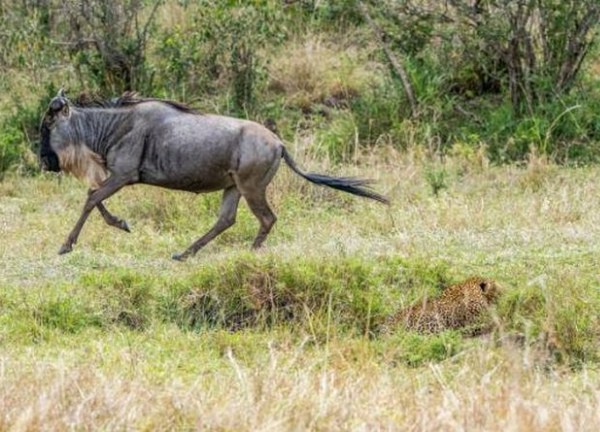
[1,149,600,430]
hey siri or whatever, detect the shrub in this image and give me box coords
[371,0,600,113]
[314,112,357,163]
[60,0,162,93]
[0,84,61,177]
[0,124,27,178]
[155,2,286,114]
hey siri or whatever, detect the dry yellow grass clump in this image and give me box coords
[267,35,382,110]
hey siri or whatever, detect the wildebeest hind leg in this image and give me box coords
[243,190,277,249]
[172,186,241,261]
[234,144,280,249]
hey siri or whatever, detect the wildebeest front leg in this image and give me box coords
[97,202,131,232]
[87,189,131,232]
[59,177,129,255]
[172,187,241,261]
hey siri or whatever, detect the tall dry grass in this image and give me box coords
[267,33,382,110]
[0,339,598,431]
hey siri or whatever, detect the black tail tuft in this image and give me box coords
[281,147,389,204]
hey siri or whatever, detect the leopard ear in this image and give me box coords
[479,281,488,292]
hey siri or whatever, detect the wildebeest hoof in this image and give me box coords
[58,244,73,255]
[119,220,131,233]
[171,252,189,261]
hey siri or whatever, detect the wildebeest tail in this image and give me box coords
[281,147,389,204]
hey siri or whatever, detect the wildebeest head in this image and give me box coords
[39,89,70,172]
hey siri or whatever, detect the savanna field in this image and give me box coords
[2,151,600,430]
[1,1,600,430]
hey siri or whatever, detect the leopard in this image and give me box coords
[384,276,502,334]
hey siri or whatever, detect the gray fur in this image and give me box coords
[40,90,388,259]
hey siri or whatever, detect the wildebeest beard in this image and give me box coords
[39,118,60,172]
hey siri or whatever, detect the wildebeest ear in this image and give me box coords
[57,88,66,98]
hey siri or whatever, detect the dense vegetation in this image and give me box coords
[1,0,599,177]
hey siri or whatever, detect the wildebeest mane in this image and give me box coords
[73,91,198,114]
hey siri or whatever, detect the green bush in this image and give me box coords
[0,84,61,177]
[350,80,406,145]
[314,112,357,163]
[155,2,287,114]
[449,93,600,163]
[0,124,27,177]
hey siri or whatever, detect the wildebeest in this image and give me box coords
[39,89,388,260]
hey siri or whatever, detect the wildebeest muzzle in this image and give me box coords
[39,119,60,172]
[39,90,69,172]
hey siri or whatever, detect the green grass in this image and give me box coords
[1,153,600,429]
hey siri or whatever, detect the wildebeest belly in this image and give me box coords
[138,140,236,192]
[143,173,235,193]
